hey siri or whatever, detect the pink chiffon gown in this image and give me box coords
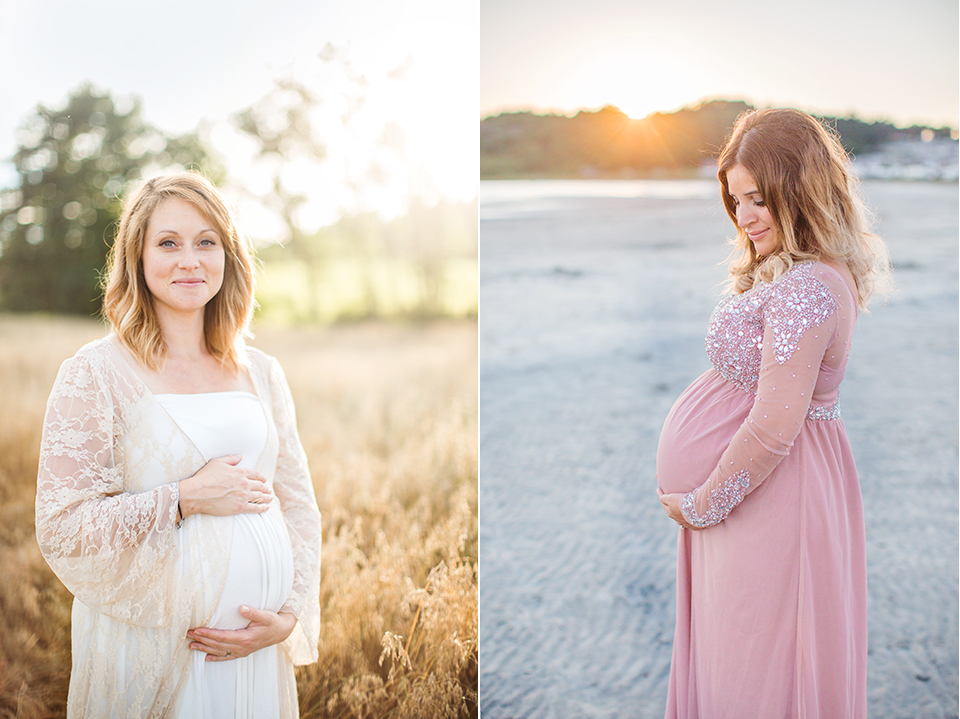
[656,261,867,718]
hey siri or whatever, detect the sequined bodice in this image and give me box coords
[705,262,842,419]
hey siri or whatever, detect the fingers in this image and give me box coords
[657,492,693,529]
[187,633,240,661]
[241,482,273,513]
[241,500,272,514]
[187,626,233,644]
[245,469,268,484]
[239,604,274,625]
[192,642,238,661]
[186,627,250,660]
[247,476,271,493]
[206,652,238,662]
[242,472,271,514]
[186,459,276,517]
[187,609,295,661]
[186,613,270,661]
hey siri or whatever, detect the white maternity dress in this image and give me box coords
[36,339,321,719]
[155,391,295,718]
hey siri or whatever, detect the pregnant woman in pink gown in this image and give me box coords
[656,109,890,718]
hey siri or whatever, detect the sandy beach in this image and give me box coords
[478,180,959,718]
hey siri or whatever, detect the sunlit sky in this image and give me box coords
[481,0,959,128]
[0,0,477,232]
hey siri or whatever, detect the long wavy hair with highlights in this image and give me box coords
[102,172,256,374]
[717,108,890,310]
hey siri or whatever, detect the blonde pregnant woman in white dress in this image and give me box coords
[36,173,321,718]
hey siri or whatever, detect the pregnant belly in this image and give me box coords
[656,369,754,495]
[208,509,295,630]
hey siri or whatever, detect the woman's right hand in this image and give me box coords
[178,455,273,519]
[657,488,700,530]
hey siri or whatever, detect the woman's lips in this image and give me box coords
[748,228,769,242]
[173,279,204,286]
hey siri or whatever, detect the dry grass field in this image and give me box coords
[0,314,478,718]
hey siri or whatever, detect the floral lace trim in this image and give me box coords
[680,468,751,528]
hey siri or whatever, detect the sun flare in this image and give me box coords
[555,45,705,120]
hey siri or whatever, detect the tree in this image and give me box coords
[0,83,220,315]
[230,44,411,322]
[233,77,329,322]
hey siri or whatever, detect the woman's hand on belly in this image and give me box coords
[179,455,274,519]
[186,606,297,661]
[657,488,701,531]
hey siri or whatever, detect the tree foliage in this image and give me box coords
[233,77,329,321]
[231,44,455,321]
[0,83,220,314]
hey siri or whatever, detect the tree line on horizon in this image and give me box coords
[480,100,956,179]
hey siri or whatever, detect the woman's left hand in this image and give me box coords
[657,488,700,530]
[187,606,297,661]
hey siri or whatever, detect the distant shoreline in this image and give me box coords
[481,102,959,183]
[479,173,959,184]
[480,167,706,181]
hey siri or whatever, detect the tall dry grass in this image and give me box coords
[0,315,477,718]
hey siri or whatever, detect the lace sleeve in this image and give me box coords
[681,273,839,528]
[35,352,181,626]
[269,357,322,665]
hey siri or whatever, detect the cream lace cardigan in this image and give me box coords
[36,338,321,717]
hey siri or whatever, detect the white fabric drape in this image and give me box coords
[37,339,321,718]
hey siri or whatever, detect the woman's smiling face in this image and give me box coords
[726,164,780,256]
[142,197,225,320]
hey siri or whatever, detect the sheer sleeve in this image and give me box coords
[35,351,182,625]
[680,274,840,528]
[268,356,322,665]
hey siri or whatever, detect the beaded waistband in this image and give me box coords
[806,400,840,421]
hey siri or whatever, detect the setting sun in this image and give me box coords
[560,47,705,119]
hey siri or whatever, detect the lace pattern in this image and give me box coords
[36,339,321,717]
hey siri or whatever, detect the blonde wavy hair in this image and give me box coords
[717,108,890,310]
[102,172,256,374]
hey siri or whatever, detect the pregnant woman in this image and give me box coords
[36,172,321,718]
[656,109,890,718]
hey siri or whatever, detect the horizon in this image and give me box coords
[481,97,960,131]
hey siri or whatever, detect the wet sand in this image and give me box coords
[478,181,959,718]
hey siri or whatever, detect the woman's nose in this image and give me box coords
[737,205,755,228]
[178,247,200,268]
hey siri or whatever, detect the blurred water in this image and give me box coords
[479,179,718,220]
[479,180,959,718]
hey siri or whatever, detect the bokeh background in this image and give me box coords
[0,0,478,716]
[1,0,478,321]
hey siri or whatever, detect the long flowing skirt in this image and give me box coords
[657,370,867,718]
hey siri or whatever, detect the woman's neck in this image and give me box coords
[155,307,209,363]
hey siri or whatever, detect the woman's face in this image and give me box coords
[726,164,781,256]
[142,197,225,320]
